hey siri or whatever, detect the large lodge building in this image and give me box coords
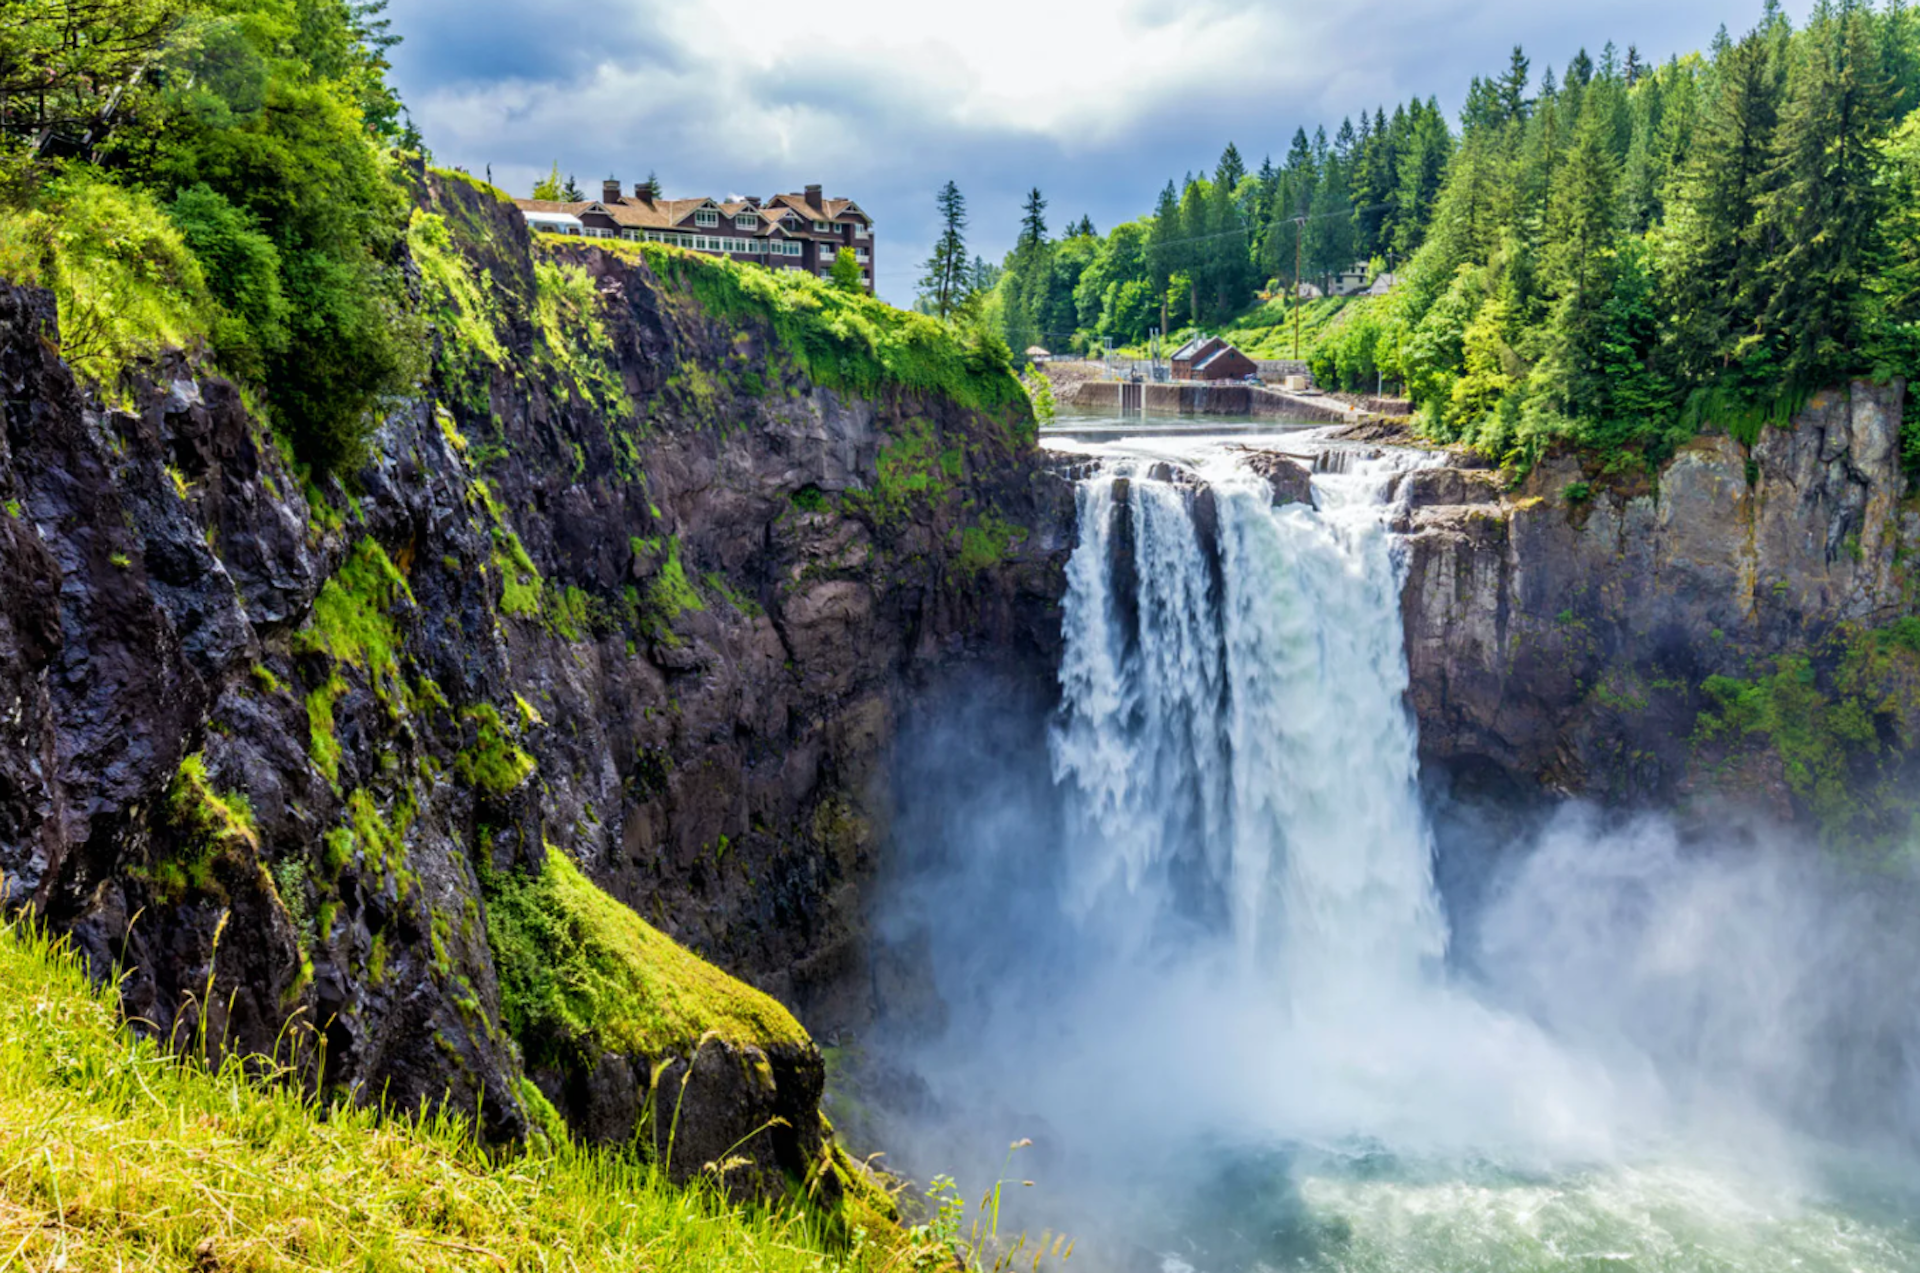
[514,180,874,291]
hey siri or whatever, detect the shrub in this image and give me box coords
[168,183,289,380]
[7,172,217,396]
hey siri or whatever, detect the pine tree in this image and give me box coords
[1499,45,1533,122]
[1215,142,1246,189]
[918,180,969,319]
[561,174,584,201]
[1019,188,1049,250]
[1304,155,1356,284]
[1148,179,1183,308]
[1762,0,1893,386]
[1663,29,1783,382]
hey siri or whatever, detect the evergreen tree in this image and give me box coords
[1663,29,1783,382]
[1762,0,1893,386]
[1304,155,1356,283]
[1216,142,1247,189]
[531,162,563,200]
[561,174,584,201]
[1019,187,1049,250]
[918,180,969,319]
[1498,45,1533,122]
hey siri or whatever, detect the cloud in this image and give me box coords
[389,0,1797,304]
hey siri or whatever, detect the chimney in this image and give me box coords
[632,180,653,206]
[602,177,622,203]
[805,184,823,211]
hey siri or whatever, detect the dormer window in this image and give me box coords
[735,213,756,230]
[695,209,718,227]
[813,220,830,233]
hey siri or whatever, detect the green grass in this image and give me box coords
[1114,295,1359,363]
[0,920,905,1271]
[483,848,808,1066]
[632,242,1027,420]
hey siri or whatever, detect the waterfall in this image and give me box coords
[1051,446,1445,1010]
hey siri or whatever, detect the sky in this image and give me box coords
[389,0,1800,307]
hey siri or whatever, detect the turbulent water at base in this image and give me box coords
[879,429,1920,1273]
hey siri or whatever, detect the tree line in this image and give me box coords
[915,95,1455,351]
[1314,0,1920,467]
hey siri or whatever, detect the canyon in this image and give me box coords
[0,167,1913,1222]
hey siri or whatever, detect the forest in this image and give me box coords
[0,0,422,471]
[959,0,1920,469]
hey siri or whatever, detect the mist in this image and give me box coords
[854,446,1920,1271]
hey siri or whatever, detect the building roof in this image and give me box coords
[1196,343,1249,370]
[1170,335,1223,362]
[522,209,584,229]
[766,193,870,225]
[511,187,869,238]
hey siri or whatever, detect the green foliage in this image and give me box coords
[1694,619,1920,850]
[154,752,258,901]
[640,244,1026,419]
[409,208,506,409]
[532,257,630,421]
[0,0,427,471]
[0,174,217,398]
[956,512,1028,575]
[1019,365,1056,425]
[482,847,808,1067]
[828,245,864,293]
[0,919,902,1270]
[791,485,831,514]
[293,538,410,784]
[167,183,290,380]
[455,703,536,797]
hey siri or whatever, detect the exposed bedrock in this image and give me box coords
[1392,382,1916,812]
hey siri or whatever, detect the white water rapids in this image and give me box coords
[874,425,1920,1272]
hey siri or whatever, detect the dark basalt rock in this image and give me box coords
[0,167,1080,1178]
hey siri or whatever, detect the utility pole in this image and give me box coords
[1293,216,1304,362]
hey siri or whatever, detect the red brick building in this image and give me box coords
[515,180,874,291]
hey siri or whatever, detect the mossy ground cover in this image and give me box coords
[0,920,895,1272]
[484,848,806,1066]
[293,537,412,787]
[629,242,1026,420]
[150,752,259,901]
[1694,617,1920,854]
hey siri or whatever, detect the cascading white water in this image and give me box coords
[1051,447,1445,1007]
[882,424,1920,1272]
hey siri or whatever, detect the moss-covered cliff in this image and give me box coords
[0,165,1074,1209]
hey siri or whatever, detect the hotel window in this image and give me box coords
[735,214,757,230]
[695,209,718,227]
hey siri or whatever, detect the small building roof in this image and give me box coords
[1025,346,1050,357]
[521,208,583,229]
[1170,335,1223,362]
[1196,343,1249,370]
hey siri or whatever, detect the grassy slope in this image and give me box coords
[0,920,892,1272]
[1112,294,1367,363]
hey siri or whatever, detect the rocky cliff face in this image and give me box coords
[1395,382,1919,828]
[0,170,1074,1193]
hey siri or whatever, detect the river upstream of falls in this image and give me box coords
[868,418,1920,1272]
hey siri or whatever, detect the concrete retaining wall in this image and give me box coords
[1069,380,1356,423]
